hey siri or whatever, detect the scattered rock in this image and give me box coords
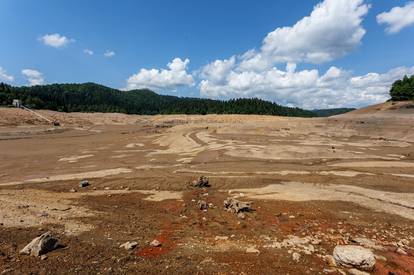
[20,232,59,257]
[350,237,385,251]
[79,179,89,188]
[69,188,77,193]
[215,236,229,241]
[197,200,208,210]
[333,245,375,271]
[292,252,301,262]
[120,241,138,250]
[190,176,210,188]
[150,240,161,247]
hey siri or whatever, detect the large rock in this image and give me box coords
[190,176,210,188]
[224,197,253,214]
[333,245,375,271]
[20,232,59,257]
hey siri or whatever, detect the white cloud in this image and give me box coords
[126,58,195,91]
[200,66,414,109]
[104,50,115,58]
[0,67,14,82]
[377,1,414,34]
[22,69,45,86]
[239,0,369,67]
[39,33,73,48]
[84,49,94,55]
[197,0,404,109]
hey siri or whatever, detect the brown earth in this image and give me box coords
[0,103,414,274]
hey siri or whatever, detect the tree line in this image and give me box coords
[390,74,414,101]
[0,82,357,117]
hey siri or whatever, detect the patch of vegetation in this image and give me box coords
[390,75,414,101]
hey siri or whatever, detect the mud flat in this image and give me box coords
[0,106,414,274]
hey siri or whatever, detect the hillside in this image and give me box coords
[0,82,316,117]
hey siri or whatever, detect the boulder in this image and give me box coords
[190,176,210,188]
[224,197,253,214]
[333,245,375,271]
[20,232,59,257]
[79,179,89,188]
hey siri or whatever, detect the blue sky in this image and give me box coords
[1,0,414,108]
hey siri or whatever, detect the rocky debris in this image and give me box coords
[119,241,138,250]
[20,232,59,257]
[197,200,208,210]
[292,252,301,262]
[350,237,385,251]
[333,245,375,271]
[79,179,89,188]
[264,235,319,255]
[348,268,370,275]
[150,239,161,247]
[224,197,253,217]
[190,176,210,188]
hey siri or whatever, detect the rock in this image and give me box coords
[20,232,59,257]
[120,241,138,250]
[224,197,253,214]
[40,255,48,260]
[324,255,337,267]
[190,176,210,188]
[150,239,161,247]
[246,246,260,254]
[215,236,229,241]
[292,252,301,262]
[197,200,208,210]
[333,245,375,271]
[69,188,77,193]
[237,212,246,219]
[350,237,385,251]
[348,268,370,275]
[396,247,408,255]
[79,179,89,188]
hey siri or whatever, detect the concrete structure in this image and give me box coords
[12,99,22,108]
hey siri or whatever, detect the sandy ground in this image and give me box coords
[0,104,414,274]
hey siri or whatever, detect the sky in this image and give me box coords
[1,0,414,109]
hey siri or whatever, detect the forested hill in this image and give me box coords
[0,82,317,117]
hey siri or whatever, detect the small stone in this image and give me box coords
[324,255,337,267]
[197,200,208,210]
[40,255,48,260]
[292,252,301,262]
[396,247,407,255]
[120,241,138,250]
[150,240,161,247]
[246,246,260,254]
[215,236,229,241]
[79,179,89,188]
[69,188,77,193]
